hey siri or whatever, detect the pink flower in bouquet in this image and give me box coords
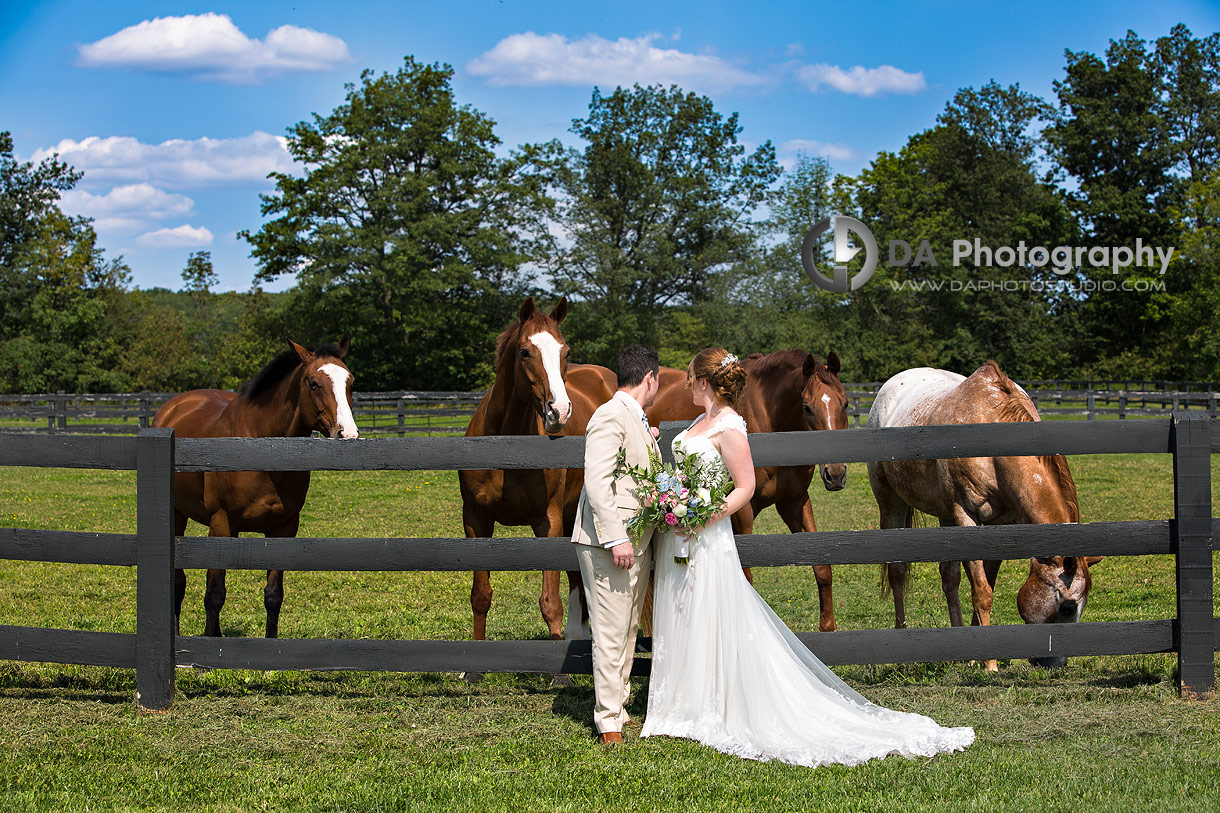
[665,512,678,525]
[650,426,660,439]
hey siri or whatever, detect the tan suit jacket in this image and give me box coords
[572,392,658,549]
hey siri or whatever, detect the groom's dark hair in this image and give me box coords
[616,344,659,389]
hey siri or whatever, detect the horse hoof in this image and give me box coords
[460,671,485,684]
[549,674,574,688]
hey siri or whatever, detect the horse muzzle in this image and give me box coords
[542,401,571,434]
[820,463,847,492]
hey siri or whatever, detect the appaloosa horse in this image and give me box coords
[646,349,850,632]
[459,297,616,644]
[152,335,357,638]
[867,361,1101,669]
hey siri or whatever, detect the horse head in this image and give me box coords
[287,333,358,439]
[1018,554,1103,667]
[800,351,849,491]
[508,296,572,434]
[1000,424,1099,666]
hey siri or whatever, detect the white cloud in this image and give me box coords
[60,184,194,228]
[136,224,214,247]
[467,32,768,92]
[31,132,293,188]
[77,12,350,83]
[783,139,855,164]
[796,63,926,97]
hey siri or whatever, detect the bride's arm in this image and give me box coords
[709,427,755,524]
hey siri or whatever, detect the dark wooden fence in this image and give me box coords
[2,385,1218,435]
[0,417,1216,710]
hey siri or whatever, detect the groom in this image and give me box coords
[571,344,661,744]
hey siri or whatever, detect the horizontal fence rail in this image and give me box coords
[2,383,1218,435]
[0,416,1215,709]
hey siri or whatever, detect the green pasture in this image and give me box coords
[0,454,1218,810]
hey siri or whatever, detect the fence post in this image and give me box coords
[1118,393,1127,420]
[136,428,176,711]
[56,391,67,431]
[1086,390,1095,420]
[1169,412,1214,698]
[139,391,151,429]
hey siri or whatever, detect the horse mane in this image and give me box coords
[494,321,521,369]
[237,343,344,400]
[985,360,1080,522]
[750,349,841,386]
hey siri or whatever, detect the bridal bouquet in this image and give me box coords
[613,445,733,564]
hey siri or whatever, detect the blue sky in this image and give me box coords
[2,1,1216,292]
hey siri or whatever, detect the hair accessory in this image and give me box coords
[719,353,738,368]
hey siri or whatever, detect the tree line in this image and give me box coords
[1,24,1216,393]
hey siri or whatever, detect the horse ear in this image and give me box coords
[287,339,314,364]
[550,297,568,324]
[826,350,841,375]
[802,353,815,378]
[1084,556,1104,567]
[519,296,536,322]
[336,332,351,359]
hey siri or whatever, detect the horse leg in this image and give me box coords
[262,517,297,639]
[940,560,964,626]
[564,568,587,641]
[870,467,914,629]
[963,558,998,672]
[777,496,836,632]
[463,506,494,642]
[203,513,232,637]
[173,511,188,638]
[535,510,566,641]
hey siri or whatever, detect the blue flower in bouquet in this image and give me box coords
[655,471,673,492]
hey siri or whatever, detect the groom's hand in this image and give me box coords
[610,541,635,569]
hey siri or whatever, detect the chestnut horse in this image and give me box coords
[646,349,849,632]
[459,297,615,643]
[152,336,357,638]
[867,361,1101,669]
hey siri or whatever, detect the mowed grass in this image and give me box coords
[0,452,1218,811]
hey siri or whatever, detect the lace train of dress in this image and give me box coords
[641,415,974,767]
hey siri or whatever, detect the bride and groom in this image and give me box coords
[572,344,974,767]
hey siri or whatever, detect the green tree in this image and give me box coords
[544,84,780,365]
[843,82,1077,379]
[0,132,132,392]
[242,57,548,389]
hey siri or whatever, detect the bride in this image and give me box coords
[641,347,974,767]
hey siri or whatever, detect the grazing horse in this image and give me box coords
[867,361,1101,669]
[459,297,616,643]
[152,335,357,638]
[646,349,850,632]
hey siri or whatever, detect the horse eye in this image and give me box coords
[308,379,321,390]
[520,349,530,360]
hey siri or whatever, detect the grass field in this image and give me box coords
[0,452,1218,811]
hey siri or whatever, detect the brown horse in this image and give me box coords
[152,335,357,638]
[646,349,850,632]
[867,361,1101,670]
[459,297,616,643]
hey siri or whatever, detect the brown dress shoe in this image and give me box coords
[599,731,623,744]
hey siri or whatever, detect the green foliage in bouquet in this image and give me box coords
[613,443,734,562]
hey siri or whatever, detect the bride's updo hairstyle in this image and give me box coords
[689,347,747,408]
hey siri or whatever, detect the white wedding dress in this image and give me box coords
[641,413,974,767]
